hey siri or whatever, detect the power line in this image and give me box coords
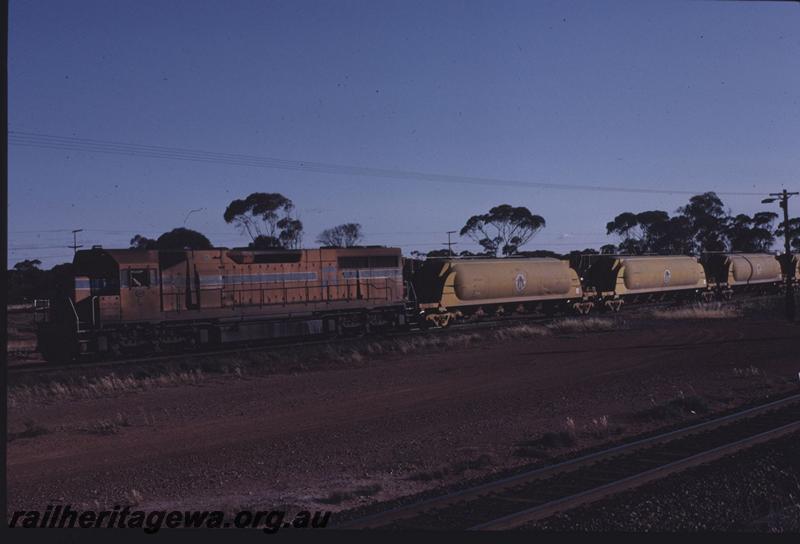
[7,254,76,260]
[8,131,770,197]
[7,228,76,234]
[8,245,73,251]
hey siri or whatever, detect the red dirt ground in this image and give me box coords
[7,315,800,518]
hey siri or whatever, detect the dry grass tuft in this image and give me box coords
[9,369,205,406]
[81,412,132,435]
[408,454,494,482]
[651,304,741,320]
[633,393,709,422]
[515,414,626,458]
[492,324,551,341]
[514,416,579,458]
[393,332,482,355]
[547,317,617,334]
[733,365,762,377]
[123,489,144,507]
[317,484,382,505]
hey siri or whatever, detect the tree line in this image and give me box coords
[604,192,789,256]
[422,191,799,258]
[79,190,800,257]
[8,190,800,303]
[129,192,365,251]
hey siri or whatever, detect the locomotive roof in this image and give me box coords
[74,246,401,267]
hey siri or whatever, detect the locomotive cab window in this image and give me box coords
[128,269,151,288]
[90,277,120,295]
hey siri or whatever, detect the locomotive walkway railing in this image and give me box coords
[162,277,399,313]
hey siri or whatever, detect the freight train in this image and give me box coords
[36,246,408,362]
[35,246,799,362]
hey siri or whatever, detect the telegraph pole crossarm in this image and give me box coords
[445,230,458,257]
[69,228,84,255]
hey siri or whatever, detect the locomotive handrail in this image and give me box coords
[66,297,83,333]
[405,280,418,303]
[159,268,402,316]
[190,279,398,305]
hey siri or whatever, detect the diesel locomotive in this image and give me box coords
[36,246,407,362]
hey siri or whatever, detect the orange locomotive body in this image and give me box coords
[41,246,406,360]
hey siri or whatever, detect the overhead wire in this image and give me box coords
[8,131,770,197]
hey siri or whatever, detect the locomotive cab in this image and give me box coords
[39,248,164,360]
[72,248,123,329]
[36,248,124,361]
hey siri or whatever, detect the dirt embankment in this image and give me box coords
[7,314,800,525]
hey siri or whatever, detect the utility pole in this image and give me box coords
[762,190,798,321]
[445,230,457,256]
[69,228,83,255]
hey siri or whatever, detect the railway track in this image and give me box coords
[336,392,800,530]
[6,293,784,376]
[7,312,557,376]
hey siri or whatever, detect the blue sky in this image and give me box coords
[8,0,800,268]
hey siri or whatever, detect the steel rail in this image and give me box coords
[7,292,785,376]
[472,419,800,530]
[336,393,800,530]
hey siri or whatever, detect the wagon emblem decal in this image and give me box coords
[514,272,527,294]
[663,269,671,286]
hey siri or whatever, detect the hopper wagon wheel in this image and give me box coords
[723,290,733,301]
